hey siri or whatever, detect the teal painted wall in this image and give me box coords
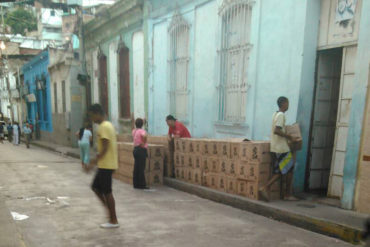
[342,0,370,209]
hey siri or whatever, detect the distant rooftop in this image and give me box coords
[67,0,115,7]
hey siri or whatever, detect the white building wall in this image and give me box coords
[108,42,119,130]
[92,49,99,103]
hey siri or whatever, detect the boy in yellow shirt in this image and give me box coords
[88,104,119,228]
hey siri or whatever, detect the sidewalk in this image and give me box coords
[27,139,368,244]
[22,138,95,160]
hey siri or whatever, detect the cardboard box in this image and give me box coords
[181,139,187,153]
[175,167,181,179]
[240,142,271,163]
[219,159,228,174]
[201,140,211,156]
[147,171,163,185]
[227,160,238,177]
[174,153,182,167]
[240,161,270,181]
[117,163,134,175]
[186,155,194,168]
[210,158,220,173]
[218,175,227,192]
[118,154,134,164]
[237,179,248,197]
[186,139,196,154]
[186,168,193,182]
[230,142,241,160]
[202,157,211,173]
[113,173,133,185]
[193,169,202,185]
[194,140,202,154]
[117,134,133,142]
[202,173,209,187]
[209,173,218,189]
[237,161,247,180]
[180,167,186,181]
[226,177,237,194]
[247,181,258,200]
[194,155,202,169]
[210,141,219,156]
[180,154,186,167]
[147,145,165,159]
[117,142,134,152]
[217,141,230,158]
[174,138,182,152]
[147,136,168,145]
[286,123,303,151]
[149,158,164,172]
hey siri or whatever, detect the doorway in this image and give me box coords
[306,48,342,194]
[118,44,130,119]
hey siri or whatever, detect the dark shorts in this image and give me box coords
[92,168,114,195]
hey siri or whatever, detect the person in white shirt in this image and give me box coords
[75,123,93,168]
[13,122,20,145]
[259,97,299,202]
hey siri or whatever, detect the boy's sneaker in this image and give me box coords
[100,223,120,229]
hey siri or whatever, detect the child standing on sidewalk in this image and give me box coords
[132,118,149,189]
[76,123,93,168]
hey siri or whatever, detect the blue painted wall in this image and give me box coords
[22,50,53,132]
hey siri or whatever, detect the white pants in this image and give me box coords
[13,133,19,145]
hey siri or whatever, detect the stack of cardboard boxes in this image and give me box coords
[113,142,165,186]
[147,136,173,177]
[174,139,281,200]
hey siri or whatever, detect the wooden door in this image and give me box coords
[118,45,130,119]
[308,49,342,190]
[328,45,357,198]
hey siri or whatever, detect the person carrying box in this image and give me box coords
[259,97,300,202]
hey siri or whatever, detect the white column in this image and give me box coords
[133,31,145,119]
[109,42,119,131]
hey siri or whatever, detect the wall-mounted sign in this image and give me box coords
[336,0,357,22]
[26,94,36,102]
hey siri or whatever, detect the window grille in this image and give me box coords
[218,0,253,123]
[168,12,190,121]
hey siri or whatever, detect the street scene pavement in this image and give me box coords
[0,142,355,247]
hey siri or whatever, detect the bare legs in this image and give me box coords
[92,189,118,224]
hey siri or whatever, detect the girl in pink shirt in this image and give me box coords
[132,118,149,189]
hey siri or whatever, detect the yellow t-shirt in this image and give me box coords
[97,121,118,170]
[270,112,290,153]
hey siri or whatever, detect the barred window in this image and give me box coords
[168,12,190,121]
[218,0,252,123]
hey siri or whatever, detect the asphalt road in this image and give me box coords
[0,142,354,247]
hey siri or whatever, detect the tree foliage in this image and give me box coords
[5,8,37,36]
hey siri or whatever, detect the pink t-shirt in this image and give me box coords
[132,128,148,148]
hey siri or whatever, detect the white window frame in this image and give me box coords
[168,11,190,122]
[218,0,253,123]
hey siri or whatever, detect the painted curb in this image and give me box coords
[164,177,364,244]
